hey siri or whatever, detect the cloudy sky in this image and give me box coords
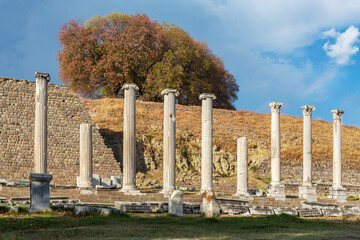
[2,0,360,126]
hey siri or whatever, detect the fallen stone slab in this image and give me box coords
[301,201,339,210]
[322,208,343,217]
[145,201,168,213]
[297,208,323,217]
[115,202,152,213]
[343,205,360,217]
[273,207,298,216]
[183,203,201,214]
[0,179,7,185]
[217,198,249,207]
[220,204,249,215]
[249,206,274,215]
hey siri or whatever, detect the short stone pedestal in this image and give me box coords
[29,173,52,212]
[200,190,220,217]
[299,186,317,202]
[169,190,183,217]
[329,186,347,202]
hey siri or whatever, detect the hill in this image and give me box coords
[82,98,360,192]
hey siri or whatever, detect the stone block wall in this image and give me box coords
[0,77,120,185]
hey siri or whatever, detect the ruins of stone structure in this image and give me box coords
[298,105,317,202]
[0,77,119,185]
[160,89,180,195]
[121,83,140,193]
[329,109,347,202]
[267,102,286,200]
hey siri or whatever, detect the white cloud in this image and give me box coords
[323,26,360,65]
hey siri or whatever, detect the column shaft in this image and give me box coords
[302,106,315,185]
[333,111,343,187]
[200,94,216,192]
[236,137,248,195]
[271,107,281,184]
[121,84,139,192]
[161,89,179,194]
[34,72,50,174]
[79,123,93,188]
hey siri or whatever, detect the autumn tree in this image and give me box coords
[58,12,239,109]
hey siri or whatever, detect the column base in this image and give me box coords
[159,187,176,196]
[328,185,347,202]
[299,185,317,202]
[29,173,53,213]
[120,185,140,193]
[235,190,254,200]
[200,190,220,217]
[267,183,286,201]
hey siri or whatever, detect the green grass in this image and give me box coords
[0,212,360,239]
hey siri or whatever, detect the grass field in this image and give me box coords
[1,211,360,239]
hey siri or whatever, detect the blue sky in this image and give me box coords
[2,0,360,126]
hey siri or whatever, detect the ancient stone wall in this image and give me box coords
[0,77,120,185]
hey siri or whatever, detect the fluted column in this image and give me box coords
[121,83,140,193]
[299,105,317,202]
[235,137,250,196]
[34,72,50,174]
[200,93,216,192]
[79,123,94,188]
[267,102,285,200]
[329,109,346,201]
[160,89,180,194]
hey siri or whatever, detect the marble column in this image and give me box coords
[235,137,250,197]
[34,72,50,174]
[267,102,286,200]
[200,93,216,192]
[298,105,317,202]
[120,83,140,193]
[329,109,346,202]
[160,89,180,194]
[79,123,94,188]
[199,93,220,217]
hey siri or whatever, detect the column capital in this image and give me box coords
[161,89,180,97]
[302,105,315,116]
[269,102,283,113]
[35,72,50,82]
[199,93,216,101]
[331,109,344,120]
[121,83,139,92]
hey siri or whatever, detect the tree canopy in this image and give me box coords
[58,12,239,109]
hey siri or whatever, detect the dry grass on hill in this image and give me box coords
[84,98,360,167]
[83,98,360,190]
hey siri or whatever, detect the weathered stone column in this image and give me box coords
[34,72,50,174]
[79,123,94,188]
[329,109,346,202]
[299,105,317,202]
[235,137,250,197]
[200,93,216,192]
[120,83,140,193]
[199,93,220,217]
[267,102,286,200]
[160,89,180,194]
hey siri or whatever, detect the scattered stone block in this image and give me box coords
[322,208,343,217]
[220,204,249,215]
[115,201,152,213]
[273,207,298,216]
[179,187,187,191]
[301,201,338,210]
[249,206,274,215]
[200,190,220,217]
[101,178,111,187]
[297,208,322,217]
[76,176,80,187]
[343,205,360,217]
[254,189,263,196]
[169,190,183,216]
[29,173,52,213]
[9,206,19,213]
[75,205,93,216]
[92,174,100,186]
[111,176,121,188]
[0,179,7,185]
[6,182,16,186]
[95,185,104,189]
